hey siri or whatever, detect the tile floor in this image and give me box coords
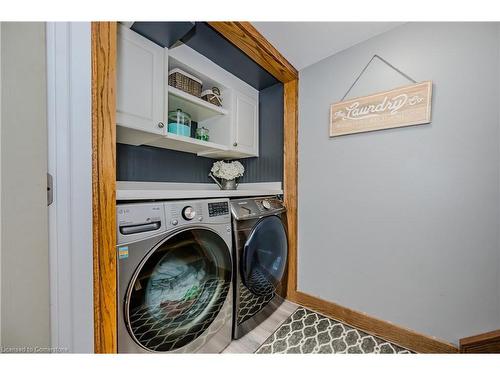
[223,299,298,353]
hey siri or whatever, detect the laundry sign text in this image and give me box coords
[330,81,433,137]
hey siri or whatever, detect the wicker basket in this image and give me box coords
[201,89,223,107]
[168,68,202,97]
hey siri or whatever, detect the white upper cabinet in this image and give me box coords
[116,28,260,158]
[232,91,259,156]
[116,25,166,143]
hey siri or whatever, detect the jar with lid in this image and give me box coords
[167,109,191,137]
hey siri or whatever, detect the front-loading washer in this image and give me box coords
[116,198,233,353]
[230,196,288,339]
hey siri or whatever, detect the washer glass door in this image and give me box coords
[125,228,231,352]
[242,215,288,296]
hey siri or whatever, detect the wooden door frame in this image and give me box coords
[91,21,298,354]
[92,22,117,354]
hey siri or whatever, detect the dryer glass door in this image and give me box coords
[125,228,231,352]
[242,215,288,296]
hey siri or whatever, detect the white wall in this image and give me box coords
[1,22,50,349]
[298,22,500,344]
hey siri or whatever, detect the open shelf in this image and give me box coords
[146,132,228,156]
[168,86,228,123]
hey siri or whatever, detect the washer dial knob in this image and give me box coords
[182,206,196,220]
[262,199,271,210]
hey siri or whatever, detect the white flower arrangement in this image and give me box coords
[211,160,245,180]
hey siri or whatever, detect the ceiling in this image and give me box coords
[252,22,404,71]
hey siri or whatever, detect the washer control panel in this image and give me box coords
[117,198,232,244]
[166,198,231,229]
[208,201,229,217]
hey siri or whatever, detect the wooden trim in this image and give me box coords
[460,330,500,353]
[207,22,298,83]
[288,290,458,353]
[92,21,117,354]
[283,79,298,297]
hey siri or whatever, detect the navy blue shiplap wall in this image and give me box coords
[240,83,283,183]
[117,82,283,183]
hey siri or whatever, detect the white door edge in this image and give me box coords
[46,22,94,353]
[0,21,3,347]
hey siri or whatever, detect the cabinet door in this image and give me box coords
[116,25,165,135]
[233,91,259,157]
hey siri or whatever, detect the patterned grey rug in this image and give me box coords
[255,307,413,354]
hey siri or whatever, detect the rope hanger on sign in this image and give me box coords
[340,54,417,101]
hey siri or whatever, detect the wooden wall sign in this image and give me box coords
[330,81,432,137]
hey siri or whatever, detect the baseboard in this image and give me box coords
[460,330,500,353]
[288,290,458,354]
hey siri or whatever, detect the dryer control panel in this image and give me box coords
[230,196,286,221]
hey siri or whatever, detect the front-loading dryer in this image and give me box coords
[230,196,288,339]
[116,198,233,353]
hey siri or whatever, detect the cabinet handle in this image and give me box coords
[158,122,165,129]
[233,142,238,147]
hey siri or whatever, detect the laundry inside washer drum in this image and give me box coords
[146,257,207,309]
[126,230,231,352]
